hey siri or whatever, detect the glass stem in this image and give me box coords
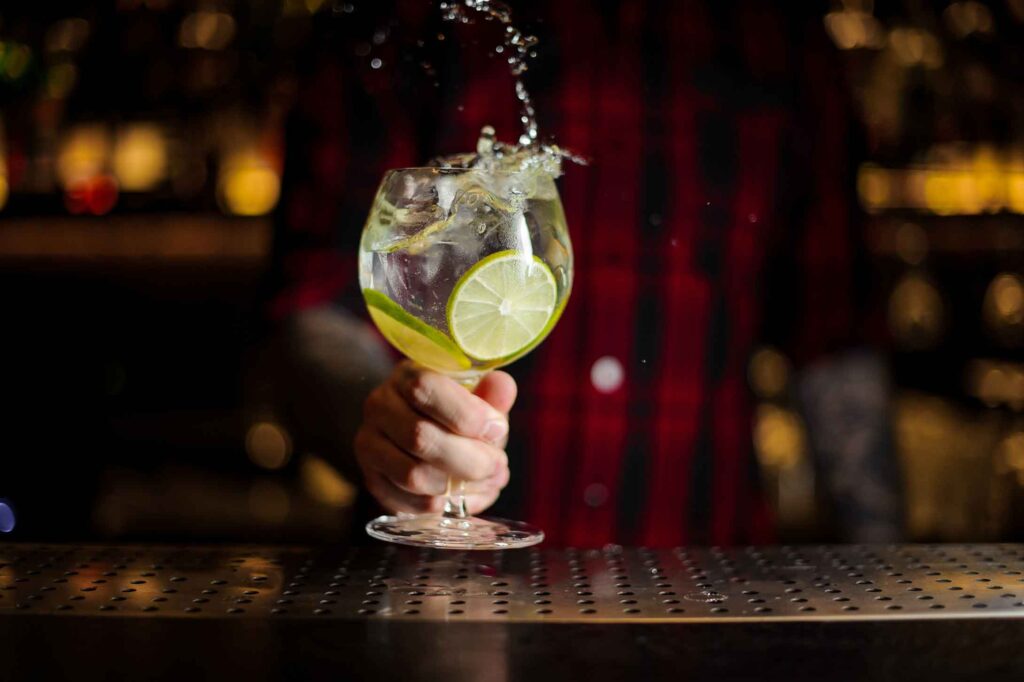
[444,373,485,520]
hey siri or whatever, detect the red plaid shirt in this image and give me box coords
[271,0,863,547]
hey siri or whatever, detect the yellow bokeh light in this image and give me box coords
[113,124,167,191]
[1008,172,1024,214]
[57,124,110,187]
[754,404,806,471]
[748,347,790,399]
[923,171,957,215]
[858,165,891,211]
[179,11,236,50]
[889,273,944,348]
[219,154,281,216]
[301,455,357,508]
[245,421,293,470]
[984,274,1024,346]
[997,432,1024,474]
[992,275,1024,323]
[0,175,7,212]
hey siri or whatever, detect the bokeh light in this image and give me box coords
[45,18,90,54]
[753,405,806,471]
[57,124,110,187]
[748,346,790,399]
[112,124,167,191]
[300,455,356,508]
[218,151,281,216]
[0,502,15,533]
[983,273,1024,344]
[179,11,236,50]
[888,273,944,349]
[245,421,292,470]
[64,174,118,215]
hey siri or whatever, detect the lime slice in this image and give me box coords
[447,250,559,362]
[363,289,471,372]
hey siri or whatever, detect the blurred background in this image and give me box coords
[2,0,1024,544]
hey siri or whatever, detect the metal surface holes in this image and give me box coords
[1,545,1024,621]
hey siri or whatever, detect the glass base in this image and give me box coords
[366,513,544,550]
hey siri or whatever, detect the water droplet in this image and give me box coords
[370,58,383,69]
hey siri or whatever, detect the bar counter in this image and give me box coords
[2,543,1024,681]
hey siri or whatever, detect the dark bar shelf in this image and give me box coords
[0,214,270,265]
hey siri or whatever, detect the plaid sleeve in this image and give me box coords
[267,3,432,322]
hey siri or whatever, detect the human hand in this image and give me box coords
[354,361,517,515]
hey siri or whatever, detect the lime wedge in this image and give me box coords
[363,289,471,372]
[447,250,558,362]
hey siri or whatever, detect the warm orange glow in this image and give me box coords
[57,124,110,187]
[857,164,891,212]
[923,171,957,215]
[218,152,281,216]
[64,174,119,215]
[889,273,944,348]
[754,404,806,471]
[889,27,943,68]
[179,11,236,50]
[245,421,292,470]
[113,124,167,191]
[748,347,790,399]
[301,456,356,508]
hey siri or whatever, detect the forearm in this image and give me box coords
[269,305,394,482]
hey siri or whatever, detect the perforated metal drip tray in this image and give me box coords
[2,543,1024,622]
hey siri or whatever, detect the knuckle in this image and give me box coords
[454,403,485,436]
[409,419,438,458]
[407,373,435,409]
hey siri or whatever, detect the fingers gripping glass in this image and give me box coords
[359,167,572,549]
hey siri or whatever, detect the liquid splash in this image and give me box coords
[437,1,586,177]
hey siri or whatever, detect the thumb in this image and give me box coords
[474,371,517,415]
